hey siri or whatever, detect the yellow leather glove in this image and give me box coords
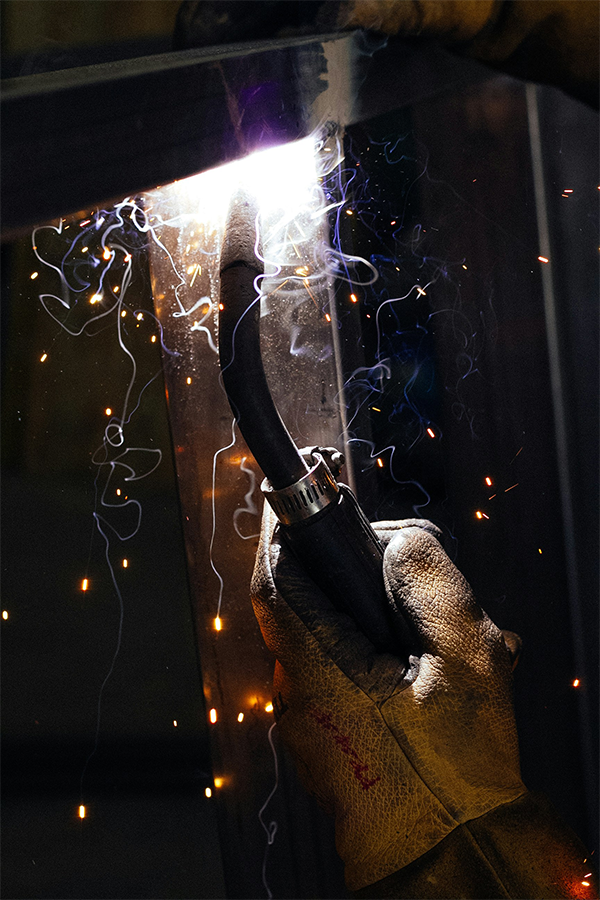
[251,506,596,897]
[337,0,599,108]
[175,1,598,107]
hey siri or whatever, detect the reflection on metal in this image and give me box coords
[147,137,348,898]
[526,83,594,835]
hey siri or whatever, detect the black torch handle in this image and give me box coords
[218,190,413,657]
[279,485,414,652]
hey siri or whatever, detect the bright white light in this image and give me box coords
[173,137,318,231]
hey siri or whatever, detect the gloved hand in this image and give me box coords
[175,1,598,108]
[251,505,596,898]
[337,0,599,108]
[252,505,525,888]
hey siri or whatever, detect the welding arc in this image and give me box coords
[219,189,309,490]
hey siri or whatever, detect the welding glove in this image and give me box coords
[337,0,598,109]
[251,505,596,898]
[175,1,598,109]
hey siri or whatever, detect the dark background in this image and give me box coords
[2,4,598,899]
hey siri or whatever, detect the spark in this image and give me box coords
[79,219,91,227]
[538,548,543,554]
[102,248,111,260]
[214,616,222,631]
[122,559,128,568]
[563,189,573,193]
[190,265,200,287]
[572,678,580,688]
[78,805,86,819]
[40,353,48,363]
[209,708,218,724]
[82,246,88,252]
[121,310,127,317]
[350,293,358,303]
[462,264,468,270]
[538,256,549,264]
[324,313,331,322]
[303,277,318,307]
[265,702,274,714]
[186,377,192,385]
[81,578,89,592]
[504,483,519,492]
[416,287,427,296]
[426,427,435,438]
[2,610,8,620]
[116,489,121,496]
[205,787,212,798]
[475,511,489,520]
[136,313,143,321]
[371,407,381,413]
[113,286,119,293]
[390,220,396,225]
[90,293,103,304]
[105,407,112,416]
[485,476,493,486]
[295,266,309,276]
[124,253,132,263]
[582,881,590,887]
[173,720,178,727]
[213,777,224,788]
[346,209,354,216]
[267,278,290,297]
[150,335,157,343]
[30,271,39,280]
[237,712,244,723]
[218,303,224,311]
[186,264,196,275]
[377,458,384,468]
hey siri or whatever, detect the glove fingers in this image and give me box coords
[372,518,443,551]
[383,526,502,662]
[251,504,408,699]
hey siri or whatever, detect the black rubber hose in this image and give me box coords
[218,189,414,655]
[218,190,309,490]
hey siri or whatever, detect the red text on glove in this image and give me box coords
[310,709,381,791]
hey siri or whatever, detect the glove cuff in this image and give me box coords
[352,792,596,899]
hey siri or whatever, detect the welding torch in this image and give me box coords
[218,190,413,656]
